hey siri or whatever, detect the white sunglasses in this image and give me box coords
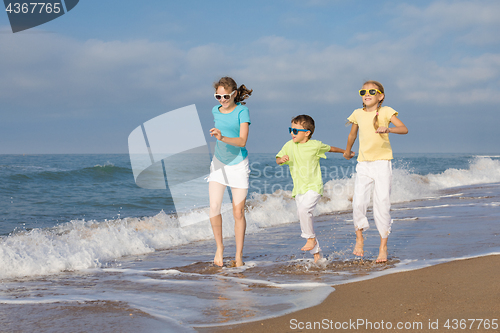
[214,90,236,101]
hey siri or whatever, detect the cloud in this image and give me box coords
[0,35,224,124]
[235,38,498,107]
[394,0,500,46]
[1,0,499,153]
[227,0,500,107]
[1,4,498,117]
[1,0,499,154]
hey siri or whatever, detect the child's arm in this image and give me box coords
[276,155,289,165]
[328,146,355,157]
[328,146,345,153]
[375,115,408,134]
[210,123,250,147]
[343,123,358,160]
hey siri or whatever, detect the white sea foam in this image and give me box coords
[427,156,500,189]
[1,157,499,279]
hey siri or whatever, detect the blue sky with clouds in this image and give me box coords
[1,0,499,154]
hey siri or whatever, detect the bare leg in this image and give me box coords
[231,187,247,267]
[313,252,321,263]
[376,237,388,263]
[209,181,226,266]
[210,214,224,267]
[353,229,364,257]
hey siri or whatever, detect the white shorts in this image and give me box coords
[207,156,250,189]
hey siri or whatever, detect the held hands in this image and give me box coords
[209,128,222,141]
[343,150,355,160]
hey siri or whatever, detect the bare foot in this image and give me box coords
[376,245,388,263]
[376,237,388,263]
[301,238,317,251]
[353,237,364,257]
[235,254,244,267]
[214,246,224,267]
[313,252,321,263]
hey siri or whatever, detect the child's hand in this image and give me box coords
[209,128,222,141]
[343,151,355,160]
[375,126,389,133]
[279,155,289,164]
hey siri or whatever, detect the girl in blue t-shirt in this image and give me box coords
[207,77,252,267]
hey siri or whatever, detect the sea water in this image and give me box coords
[0,153,499,331]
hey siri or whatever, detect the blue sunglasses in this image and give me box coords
[289,127,309,135]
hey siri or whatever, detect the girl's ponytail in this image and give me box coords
[235,84,253,105]
[372,99,384,130]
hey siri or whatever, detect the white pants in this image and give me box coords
[295,190,321,254]
[352,160,392,238]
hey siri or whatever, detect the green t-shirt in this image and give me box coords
[276,139,331,197]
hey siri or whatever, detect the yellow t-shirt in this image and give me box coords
[347,106,398,162]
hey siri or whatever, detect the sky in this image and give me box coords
[1,0,499,154]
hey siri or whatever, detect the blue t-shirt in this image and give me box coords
[212,103,251,166]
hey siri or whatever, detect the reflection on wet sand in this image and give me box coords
[201,279,259,324]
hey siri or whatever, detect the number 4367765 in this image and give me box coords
[5,3,62,14]
[444,319,498,330]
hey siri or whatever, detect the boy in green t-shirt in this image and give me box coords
[276,115,353,262]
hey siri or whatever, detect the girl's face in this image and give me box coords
[216,86,237,109]
[361,83,384,110]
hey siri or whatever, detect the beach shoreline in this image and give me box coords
[196,254,500,332]
[2,155,500,332]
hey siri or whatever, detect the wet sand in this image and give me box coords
[0,300,172,333]
[197,255,500,332]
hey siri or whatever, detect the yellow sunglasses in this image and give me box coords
[359,89,382,96]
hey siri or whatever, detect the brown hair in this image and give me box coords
[291,114,315,137]
[361,80,385,130]
[213,77,253,105]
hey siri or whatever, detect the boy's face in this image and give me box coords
[290,122,310,143]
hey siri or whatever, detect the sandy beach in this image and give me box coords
[197,255,500,332]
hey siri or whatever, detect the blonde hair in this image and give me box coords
[362,80,385,130]
[213,77,253,105]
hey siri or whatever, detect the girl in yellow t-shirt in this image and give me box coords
[343,80,408,263]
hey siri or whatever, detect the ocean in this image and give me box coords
[0,153,499,332]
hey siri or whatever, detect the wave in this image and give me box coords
[315,156,500,215]
[0,211,205,279]
[1,157,499,279]
[6,162,131,182]
[426,156,500,189]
